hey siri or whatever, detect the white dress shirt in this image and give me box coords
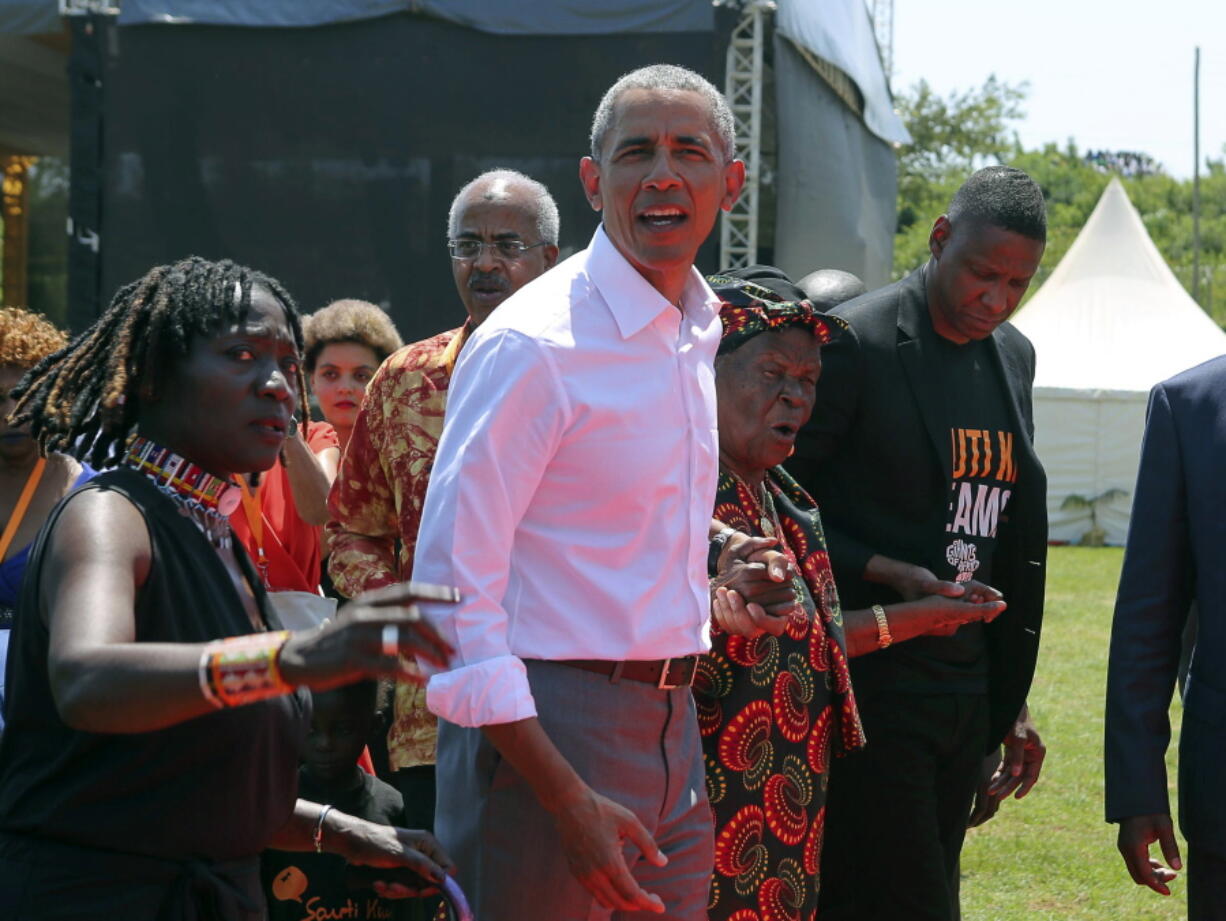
[413,226,722,727]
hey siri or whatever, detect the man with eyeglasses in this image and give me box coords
[327,169,559,855]
[413,65,745,920]
[444,176,561,329]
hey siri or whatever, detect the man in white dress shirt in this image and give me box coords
[412,65,745,920]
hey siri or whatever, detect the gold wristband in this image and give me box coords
[872,604,892,649]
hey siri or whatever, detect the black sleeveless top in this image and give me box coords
[0,468,310,860]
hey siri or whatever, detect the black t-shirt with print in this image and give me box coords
[262,768,412,921]
[888,336,1019,695]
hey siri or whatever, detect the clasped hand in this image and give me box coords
[879,561,1006,637]
[710,533,798,637]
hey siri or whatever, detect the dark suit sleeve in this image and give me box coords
[790,322,877,579]
[1017,334,1037,440]
[1104,382,1193,823]
[981,325,1047,748]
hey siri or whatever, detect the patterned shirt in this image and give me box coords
[327,323,468,770]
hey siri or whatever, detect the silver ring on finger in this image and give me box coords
[381,623,399,658]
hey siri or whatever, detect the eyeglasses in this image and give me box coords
[447,239,550,261]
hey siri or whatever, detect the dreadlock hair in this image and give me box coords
[12,256,310,469]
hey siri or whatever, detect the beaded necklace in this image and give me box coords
[123,435,241,549]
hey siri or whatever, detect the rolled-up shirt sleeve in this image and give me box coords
[413,328,569,727]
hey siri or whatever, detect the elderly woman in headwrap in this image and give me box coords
[698,271,1005,921]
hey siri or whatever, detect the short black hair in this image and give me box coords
[947,166,1047,242]
[311,680,379,719]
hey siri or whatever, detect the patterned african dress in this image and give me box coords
[697,466,866,921]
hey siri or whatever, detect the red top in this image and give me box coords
[231,421,338,594]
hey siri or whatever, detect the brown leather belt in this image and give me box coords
[556,656,700,689]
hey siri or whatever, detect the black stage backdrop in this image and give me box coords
[87,13,725,342]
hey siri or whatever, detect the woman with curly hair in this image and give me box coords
[303,299,402,454]
[0,308,95,734]
[230,300,401,599]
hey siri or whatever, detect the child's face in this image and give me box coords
[303,690,373,784]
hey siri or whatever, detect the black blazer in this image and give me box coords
[1105,355,1226,856]
[789,267,1048,750]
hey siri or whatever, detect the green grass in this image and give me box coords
[960,547,1187,920]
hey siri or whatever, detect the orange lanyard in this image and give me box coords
[237,477,270,586]
[0,457,46,563]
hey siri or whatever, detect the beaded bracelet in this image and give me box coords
[198,631,293,709]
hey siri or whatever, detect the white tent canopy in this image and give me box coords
[1012,177,1226,544]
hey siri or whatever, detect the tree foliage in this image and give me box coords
[893,78,1226,325]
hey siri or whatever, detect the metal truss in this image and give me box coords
[719,1,773,270]
[868,0,894,81]
[59,1,120,15]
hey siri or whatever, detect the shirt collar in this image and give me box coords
[439,319,474,376]
[586,225,719,340]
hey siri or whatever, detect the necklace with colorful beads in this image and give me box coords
[122,435,241,548]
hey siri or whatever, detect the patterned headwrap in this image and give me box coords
[708,272,848,357]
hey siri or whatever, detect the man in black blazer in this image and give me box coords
[790,166,1049,920]
[1106,356,1226,920]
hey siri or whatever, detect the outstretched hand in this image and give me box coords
[344,822,455,899]
[279,580,459,690]
[865,555,1002,605]
[892,593,1006,638]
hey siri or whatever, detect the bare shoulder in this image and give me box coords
[45,484,152,580]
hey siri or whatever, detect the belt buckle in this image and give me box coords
[656,656,694,690]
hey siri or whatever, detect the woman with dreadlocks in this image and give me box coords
[0,257,457,919]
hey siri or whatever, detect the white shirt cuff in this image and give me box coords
[425,655,539,727]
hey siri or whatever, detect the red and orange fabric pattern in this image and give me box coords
[708,274,847,358]
[697,467,864,921]
[327,323,468,771]
[231,420,338,594]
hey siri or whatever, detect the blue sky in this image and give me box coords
[890,0,1225,179]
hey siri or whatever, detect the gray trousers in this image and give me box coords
[435,660,713,921]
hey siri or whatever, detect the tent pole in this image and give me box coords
[1193,46,1201,305]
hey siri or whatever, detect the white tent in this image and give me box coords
[1012,177,1226,544]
